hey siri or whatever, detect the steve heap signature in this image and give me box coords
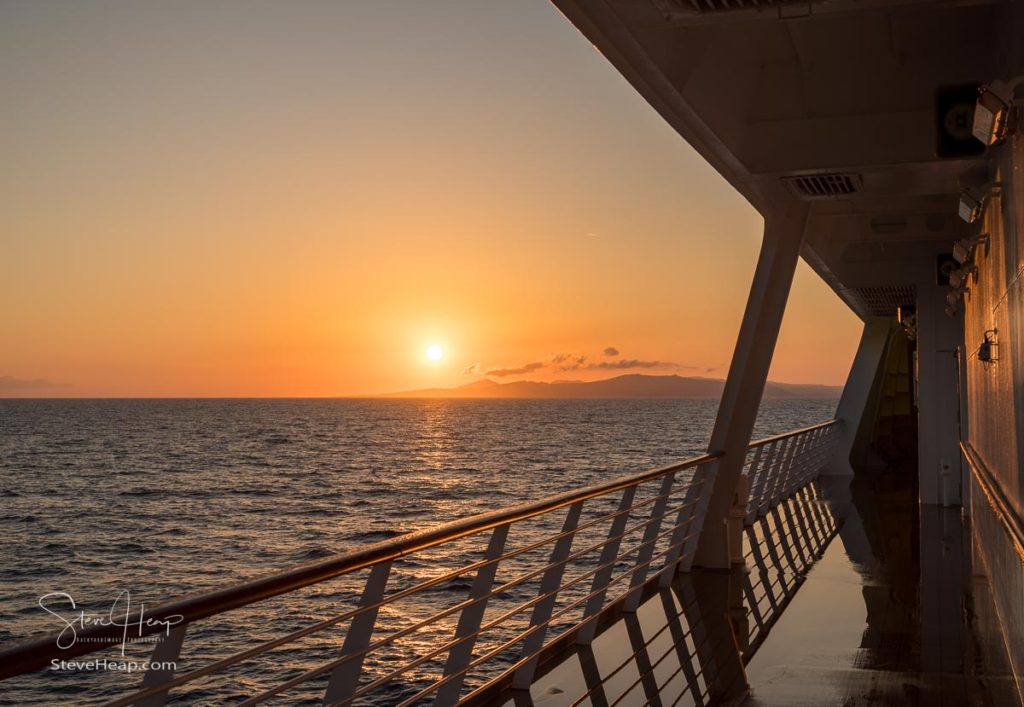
[38,591,184,655]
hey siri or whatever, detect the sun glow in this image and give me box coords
[425,344,444,362]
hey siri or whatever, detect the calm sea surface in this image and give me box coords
[0,398,836,705]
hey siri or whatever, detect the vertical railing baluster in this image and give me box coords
[323,561,392,706]
[660,471,706,587]
[435,523,511,707]
[135,623,188,707]
[624,472,676,611]
[774,436,800,503]
[511,501,584,690]
[750,442,777,522]
[764,438,788,514]
[803,428,823,483]
[787,433,811,498]
[743,446,765,524]
[791,430,811,487]
[578,486,637,645]
[760,438,788,515]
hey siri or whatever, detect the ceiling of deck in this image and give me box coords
[552,0,1019,319]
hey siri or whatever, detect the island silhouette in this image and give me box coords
[375,373,841,399]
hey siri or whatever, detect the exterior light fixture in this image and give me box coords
[978,329,998,363]
[953,232,989,264]
[948,264,977,289]
[973,79,1022,146]
[959,189,984,223]
[959,183,1000,224]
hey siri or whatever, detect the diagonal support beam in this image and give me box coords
[695,202,808,568]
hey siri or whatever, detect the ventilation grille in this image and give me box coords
[784,173,862,200]
[847,286,916,318]
[650,0,826,16]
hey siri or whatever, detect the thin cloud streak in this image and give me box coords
[486,361,545,378]
[0,376,62,391]
[478,350,690,379]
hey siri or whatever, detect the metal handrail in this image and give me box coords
[962,440,1024,563]
[747,419,837,449]
[0,452,720,679]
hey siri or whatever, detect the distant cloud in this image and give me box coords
[590,359,676,370]
[481,350,689,379]
[0,376,62,392]
[486,361,545,378]
[462,363,481,375]
[550,353,587,371]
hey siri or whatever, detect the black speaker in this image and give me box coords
[936,84,986,158]
[937,253,957,285]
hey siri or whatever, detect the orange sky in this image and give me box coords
[0,1,861,398]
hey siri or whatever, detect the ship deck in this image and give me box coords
[502,473,1019,706]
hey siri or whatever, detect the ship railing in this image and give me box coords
[743,420,840,524]
[0,419,840,706]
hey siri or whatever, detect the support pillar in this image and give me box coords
[695,202,807,569]
[917,282,964,506]
[825,317,894,476]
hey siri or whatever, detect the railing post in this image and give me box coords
[435,523,511,707]
[678,461,716,572]
[728,474,749,564]
[624,472,676,611]
[578,486,637,645]
[134,624,188,707]
[512,501,584,690]
[323,561,392,706]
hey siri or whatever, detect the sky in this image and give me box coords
[0,1,862,397]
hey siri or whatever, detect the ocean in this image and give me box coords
[0,397,837,704]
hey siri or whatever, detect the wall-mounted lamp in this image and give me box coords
[948,264,978,289]
[944,284,970,317]
[959,183,1000,224]
[978,329,998,363]
[973,78,1022,146]
[953,232,989,264]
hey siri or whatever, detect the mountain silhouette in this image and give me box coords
[376,374,840,399]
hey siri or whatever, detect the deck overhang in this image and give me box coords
[552,0,1007,318]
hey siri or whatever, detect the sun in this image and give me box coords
[425,344,444,362]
